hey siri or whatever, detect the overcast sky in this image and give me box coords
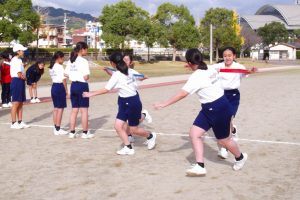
[32,0,295,21]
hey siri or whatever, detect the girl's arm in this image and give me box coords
[18,72,26,80]
[63,79,68,97]
[154,90,189,109]
[83,75,89,81]
[82,88,109,98]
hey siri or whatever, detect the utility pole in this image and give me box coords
[63,13,68,46]
[35,4,40,60]
[210,24,213,64]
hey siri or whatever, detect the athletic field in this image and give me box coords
[0,68,299,200]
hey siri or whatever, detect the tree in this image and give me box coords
[199,8,244,61]
[257,22,289,45]
[99,0,150,49]
[154,3,200,62]
[0,0,40,45]
[240,25,261,57]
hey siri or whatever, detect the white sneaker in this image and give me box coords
[232,125,238,141]
[53,128,69,136]
[128,135,135,143]
[81,131,94,139]
[35,98,41,103]
[19,121,30,128]
[68,132,77,139]
[8,102,12,107]
[30,98,36,103]
[116,146,135,155]
[142,109,152,123]
[233,153,248,171]
[2,103,9,108]
[186,164,207,176]
[144,132,156,150]
[10,122,24,129]
[218,147,229,159]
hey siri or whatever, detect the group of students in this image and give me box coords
[0,47,45,110]
[6,41,255,176]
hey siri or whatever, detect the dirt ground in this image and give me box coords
[0,69,299,200]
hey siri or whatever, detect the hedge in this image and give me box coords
[297,50,300,59]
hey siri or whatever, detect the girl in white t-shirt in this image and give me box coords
[10,44,30,129]
[154,48,247,176]
[83,52,156,155]
[211,47,256,159]
[65,42,93,139]
[49,51,68,136]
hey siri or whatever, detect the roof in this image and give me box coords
[241,4,300,30]
[256,4,300,26]
[241,15,286,30]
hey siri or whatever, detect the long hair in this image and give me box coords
[49,51,64,69]
[109,52,123,65]
[185,48,208,70]
[70,41,88,63]
[35,59,45,75]
[116,60,128,75]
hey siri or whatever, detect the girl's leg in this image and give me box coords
[53,108,58,125]
[70,108,79,131]
[11,102,20,122]
[217,137,241,158]
[128,126,150,138]
[28,85,33,99]
[114,119,130,145]
[1,84,4,103]
[189,125,207,163]
[80,108,88,131]
[56,108,64,127]
[33,83,37,98]
[17,103,23,121]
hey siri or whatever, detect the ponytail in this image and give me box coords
[116,60,128,75]
[185,48,208,70]
[70,41,88,63]
[49,51,64,69]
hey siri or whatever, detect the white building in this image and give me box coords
[251,43,298,60]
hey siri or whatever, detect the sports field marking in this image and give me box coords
[1,122,300,146]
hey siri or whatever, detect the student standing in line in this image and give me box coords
[10,44,31,129]
[83,53,156,155]
[26,60,45,103]
[154,48,247,176]
[49,51,69,136]
[1,53,12,108]
[64,42,94,139]
[211,47,255,159]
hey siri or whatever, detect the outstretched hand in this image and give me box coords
[250,67,258,73]
[153,102,165,110]
[82,92,92,98]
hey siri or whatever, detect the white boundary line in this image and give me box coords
[1,122,300,146]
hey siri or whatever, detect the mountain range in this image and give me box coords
[33,6,97,30]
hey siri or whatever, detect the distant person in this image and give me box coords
[49,51,69,136]
[10,44,30,129]
[64,41,94,139]
[263,50,269,63]
[26,59,45,103]
[1,53,12,108]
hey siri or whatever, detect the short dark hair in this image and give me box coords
[222,47,237,56]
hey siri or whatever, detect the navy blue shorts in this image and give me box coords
[26,77,40,85]
[193,95,233,140]
[10,78,26,102]
[71,82,89,108]
[117,94,142,126]
[224,89,240,116]
[51,83,67,108]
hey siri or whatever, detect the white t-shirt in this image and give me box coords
[105,69,141,98]
[182,69,224,104]
[64,56,90,82]
[10,56,24,78]
[211,62,246,90]
[49,63,66,83]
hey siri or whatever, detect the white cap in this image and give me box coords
[13,44,27,52]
